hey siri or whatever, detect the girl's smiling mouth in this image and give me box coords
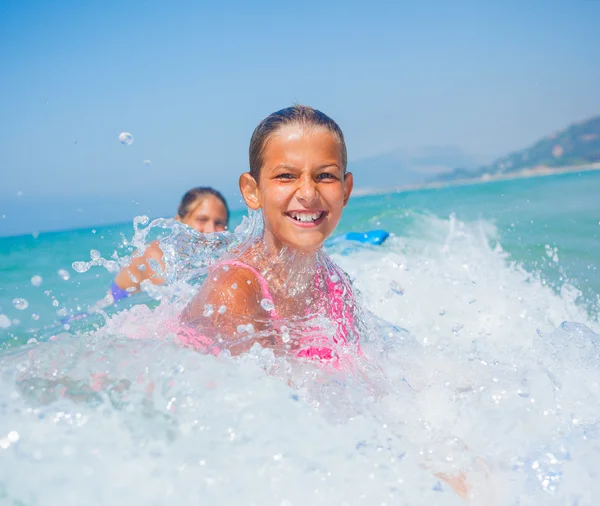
[285,210,327,227]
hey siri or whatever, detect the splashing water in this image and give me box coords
[0,205,599,505]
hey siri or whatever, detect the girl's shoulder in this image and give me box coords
[183,259,269,324]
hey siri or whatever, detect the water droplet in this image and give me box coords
[390,280,404,295]
[71,262,88,274]
[452,323,464,334]
[281,325,290,343]
[90,250,101,261]
[218,305,227,315]
[260,298,275,312]
[31,275,43,287]
[52,300,59,307]
[32,314,40,321]
[118,132,134,145]
[439,309,446,316]
[59,268,72,279]
[0,314,11,328]
[231,283,238,290]
[203,304,214,317]
[237,324,255,335]
[12,298,28,310]
[143,159,151,166]
[27,337,38,344]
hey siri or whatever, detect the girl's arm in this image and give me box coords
[113,241,166,295]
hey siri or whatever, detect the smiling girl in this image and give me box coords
[180,106,359,362]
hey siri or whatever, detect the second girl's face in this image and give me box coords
[181,195,228,233]
[244,125,353,252]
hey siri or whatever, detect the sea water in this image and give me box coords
[0,170,599,505]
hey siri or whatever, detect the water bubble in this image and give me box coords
[52,300,60,307]
[71,262,88,274]
[203,304,214,317]
[439,309,446,316]
[452,323,464,334]
[90,250,101,261]
[30,275,43,287]
[0,314,11,328]
[237,324,255,335]
[31,313,40,321]
[232,283,238,290]
[143,159,151,166]
[218,305,227,315]
[118,132,134,145]
[260,298,275,312]
[27,338,38,344]
[58,268,71,280]
[12,298,28,310]
[16,190,23,197]
[281,325,290,343]
[389,280,404,296]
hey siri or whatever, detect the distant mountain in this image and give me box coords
[435,115,600,183]
[349,145,490,188]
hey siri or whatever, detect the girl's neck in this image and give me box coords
[243,230,324,298]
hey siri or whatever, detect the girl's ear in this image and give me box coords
[239,172,261,210]
[343,172,354,207]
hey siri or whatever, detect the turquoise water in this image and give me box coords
[1,170,600,505]
[2,170,598,345]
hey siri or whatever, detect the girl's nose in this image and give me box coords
[296,175,318,202]
[202,221,216,233]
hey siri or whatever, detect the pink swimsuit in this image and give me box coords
[178,259,358,364]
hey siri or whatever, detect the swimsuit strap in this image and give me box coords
[219,259,280,319]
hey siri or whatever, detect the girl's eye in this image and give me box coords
[317,173,337,180]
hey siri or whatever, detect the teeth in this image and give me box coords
[289,212,322,222]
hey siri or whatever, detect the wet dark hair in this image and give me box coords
[248,105,347,181]
[177,187,230,223]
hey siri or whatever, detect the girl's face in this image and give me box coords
[179,195,228,233]
[240,125,353,252]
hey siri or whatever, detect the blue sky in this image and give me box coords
[1,0,599,236]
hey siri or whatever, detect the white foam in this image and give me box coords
[0,213,599,505]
